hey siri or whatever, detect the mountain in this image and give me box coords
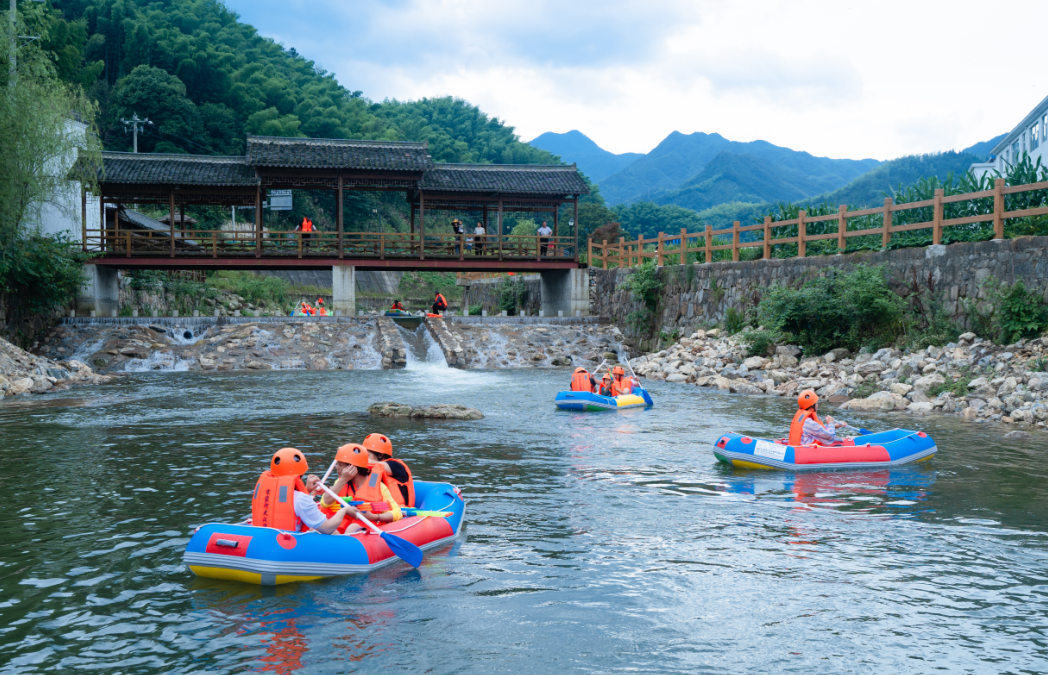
[528,130,642,182]
[691,150,986,227]
[653,152,826,212]
[598,131,881,206]
[961,134,1007,161]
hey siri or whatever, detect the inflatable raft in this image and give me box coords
[554,388,654,411]
[384,309,412,317]
[713,428,937,471]
[183,481,464,585]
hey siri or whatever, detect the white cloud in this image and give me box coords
[224,0,1048,159]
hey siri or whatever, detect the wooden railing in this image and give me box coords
[589,177,1048,268]
[85,229,576,262]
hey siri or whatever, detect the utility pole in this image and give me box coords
[8,0,44,87]
[121,113,152,153]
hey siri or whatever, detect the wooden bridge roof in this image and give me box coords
[418,164,589,196]
[246,135,432,171]
[96,152,257,187]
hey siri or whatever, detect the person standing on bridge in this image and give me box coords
[431,291,448,316]
[474,221,486,255]
[538,221,553,257]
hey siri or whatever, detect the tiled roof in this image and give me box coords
[419,164,589,195]
[97,152,258,186]
[247,135,432,171]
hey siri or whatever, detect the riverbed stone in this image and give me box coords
[368,401,484,420]
[840,396,895,412]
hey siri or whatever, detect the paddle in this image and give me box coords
[335,500,451,518]
[318,483,424,569]
[842,423,872,435]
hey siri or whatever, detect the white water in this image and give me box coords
[397,324,449,371]
[121,351,193,372]
[68,339,105,364]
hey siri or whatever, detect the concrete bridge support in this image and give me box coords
[540,269,589,317]
[332,265,355,315]
[76,265,118,316]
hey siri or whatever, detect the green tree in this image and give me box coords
[111,65,200,153]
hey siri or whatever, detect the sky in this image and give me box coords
[222,0,1047,161]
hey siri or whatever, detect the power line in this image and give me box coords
[120,113,153,153]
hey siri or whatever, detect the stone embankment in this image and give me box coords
[447,322,628,368]
[634,329,1048,432]
[376,319,408,369]
[426,319,468,368]
[0,336,117,397]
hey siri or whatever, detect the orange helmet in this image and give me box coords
[335,443,371,468]
[574,367,588,373]
[602,373,611,381]
[612,366,625,376]
[271,448,308,476]
[362,433,393,457]
[798,390,818,410]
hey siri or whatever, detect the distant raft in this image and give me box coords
[554,388,654,412]
[712,428,937,470]
[384,309,412,317]
[183,481,464,585]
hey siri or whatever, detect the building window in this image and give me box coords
[1013,141,1020,163]
[1033,124,1040,151]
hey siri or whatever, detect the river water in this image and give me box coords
[1,367,1047,673]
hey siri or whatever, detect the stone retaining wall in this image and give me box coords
[425,319,468,368]
[590,236,1048,339]
[376,318,407,369]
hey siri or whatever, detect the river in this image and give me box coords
[1,365,1046,673]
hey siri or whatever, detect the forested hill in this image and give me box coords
[42,0,557,164]
[529,130,642,182]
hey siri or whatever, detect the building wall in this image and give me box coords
[970,96,1048,180]
[24,120,98,244]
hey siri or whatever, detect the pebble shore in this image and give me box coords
[0,336,117,397]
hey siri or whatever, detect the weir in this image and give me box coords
[396,323,450,370]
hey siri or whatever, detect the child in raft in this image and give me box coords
[318,443,402,534]
[790,390,848,446]
[361,433,416,508]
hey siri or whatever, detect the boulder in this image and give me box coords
[961,407,980,421]
[742,356,766,370]
[368,402,484,420]
[666,373,688,383]
[959,332,977,342]
[776,345,801,358]
[912,373,945,393]
[889,383,913,396]
[907,402,934,413]
[856,361,886,375]
[840,396,895,412]
[968,377,990,391]
[5,377,34,396]
[997,377,1017,396]
[1004,430,1031,440]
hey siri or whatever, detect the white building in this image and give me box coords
[22,118,100,243]
[970,95,1048,180]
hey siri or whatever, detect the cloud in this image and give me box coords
[223,0,1048,160]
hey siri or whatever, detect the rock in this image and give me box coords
[776,345,801,357]
[742,356,766,370]
[840,396,895,412]
[907,402,934,413]
[959,332,976,342]
[913,373,945,393]
[890,383,913,396]
[997,377,1017,396]
[713,376,734,390]
[602,351,618,360]
[1004,430,1031,439]
[768,370,790,384]
[368,402,484,420]
[968,377,989,391]
[775,354,799,368]
[666,373,687,383]
[961,407,980,420]
[967,398,987,410]
[856,361,886,375]
[6,377,34,396]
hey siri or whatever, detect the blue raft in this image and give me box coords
[713,428,937,471]
[554,388,654,412]
[183,480,465,585]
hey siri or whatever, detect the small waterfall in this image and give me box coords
[396,324,449,370]
[122,351,193,372]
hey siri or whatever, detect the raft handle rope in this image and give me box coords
[382,497,459,535]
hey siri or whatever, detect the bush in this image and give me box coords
[852,380,881,399]
[620,259,664,333]
[469,304,482,316]
[994,280,1048,344]
[495,276,527,315]
[724,307,746,335]
[1,233,92,317]
[741,329,779,357]
[206,271,326,312]
[928,375,972,398]
[757,265,906,354]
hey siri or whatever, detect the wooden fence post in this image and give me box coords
[732,221,740,261]
[657,232,664,266]
[680,228,687,265]
[588,237,592,266]
[618,236,625,268]
[636,233,643,267]
[797,209,806,258]
[882,198,893,248]
[763,216,771,259]
[212,231,217,258]
[601,239,607,269]
[932,188,944,245]
[837,205,847,252]
[993,178,1005,239]
[704,224,712,263]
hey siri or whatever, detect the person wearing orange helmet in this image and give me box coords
[569,367,597,393]
[598,373,614,397]
[362,433,415,508]
[250,448,357,535]
[789,390,846,446]
[318,443,402,533]
[610,365,637,397]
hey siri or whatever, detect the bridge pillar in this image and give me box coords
[332,265,355,315]
[76,265,118,316]
[540,269,589,318]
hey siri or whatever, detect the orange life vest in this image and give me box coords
[250,471,310,531]
[391,302,405,310]
[788,408,822,446]
[434,294,447,309]
[373,459,415,508]
[570,371,594,393]
[611,376,633,397]
[321,470,388,534]
[302,219,314,233]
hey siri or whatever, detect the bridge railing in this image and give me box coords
[589,177,1048,268]
[85,228,577,262]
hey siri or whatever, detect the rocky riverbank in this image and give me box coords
[633,329,1048,432]
[0,336,117,397]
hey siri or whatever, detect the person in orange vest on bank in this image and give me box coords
[789,390,846,446]
[569,367,597,393]
[361,433,416,508]
[315,297,327,316]
[431,291,448,316]
[318,443,403,534]
[250,448,356,534]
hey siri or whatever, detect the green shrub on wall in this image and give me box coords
[1,233,92,317]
